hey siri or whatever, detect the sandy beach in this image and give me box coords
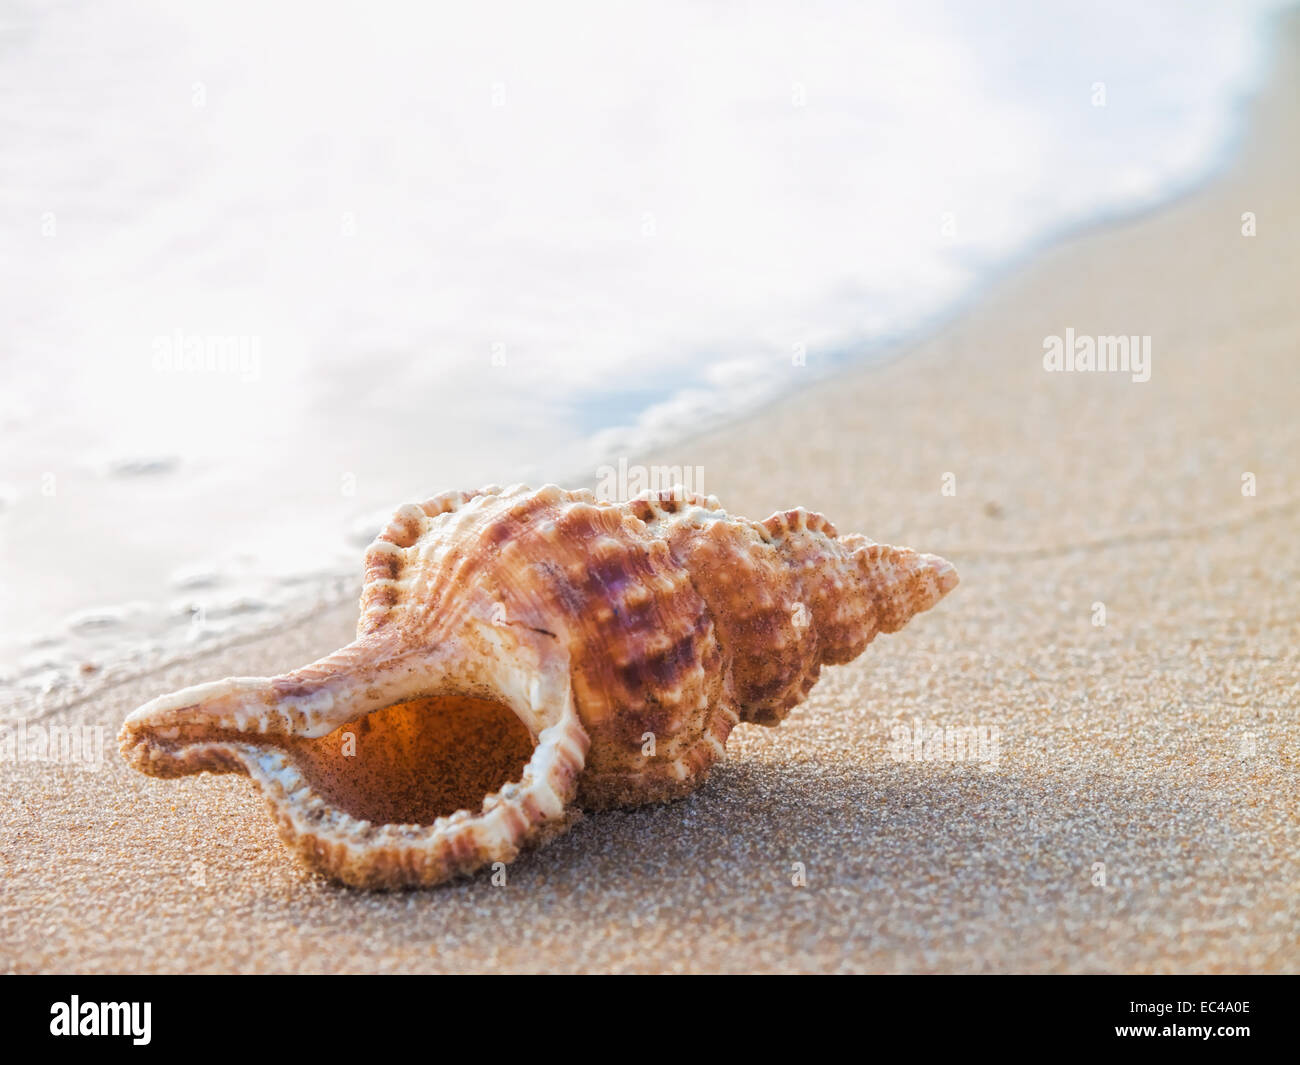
[4,20,1299,975]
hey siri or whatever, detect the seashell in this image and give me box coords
[119,484,957,888]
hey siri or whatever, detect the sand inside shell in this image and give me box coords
[285,696,536,826]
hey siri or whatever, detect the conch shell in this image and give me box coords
[120,485,957,888]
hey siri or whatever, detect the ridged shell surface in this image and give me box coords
[119,484,957,888]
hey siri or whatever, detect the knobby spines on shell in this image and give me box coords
[118,483,957,888]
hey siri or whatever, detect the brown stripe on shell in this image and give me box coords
[118,483,956,888]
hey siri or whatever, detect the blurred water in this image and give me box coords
[0,0,1287,691]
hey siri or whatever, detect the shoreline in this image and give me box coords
[4,14,1299,974]
[3,10,1290,692]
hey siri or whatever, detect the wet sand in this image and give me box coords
[3,20,1298,974]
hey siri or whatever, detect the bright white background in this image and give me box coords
[0,0,1282,682]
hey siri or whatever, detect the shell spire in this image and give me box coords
[119,484,957,888]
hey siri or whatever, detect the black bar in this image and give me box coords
[1,975,1291,1052]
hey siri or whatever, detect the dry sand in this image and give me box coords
[4,23,1299,975]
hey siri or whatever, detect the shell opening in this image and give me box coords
[282,695,536,826]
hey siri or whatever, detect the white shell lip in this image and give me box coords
[119,629,591,889]
[249,702,589,890]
